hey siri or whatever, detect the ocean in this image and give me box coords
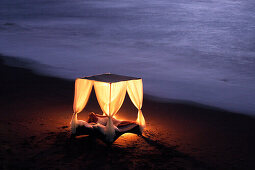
[0,0,255,114]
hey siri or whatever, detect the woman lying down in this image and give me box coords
[71,112,142,144]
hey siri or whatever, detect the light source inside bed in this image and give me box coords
[70,73,146,144]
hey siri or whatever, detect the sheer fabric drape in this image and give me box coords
[127,79,145,132]
[71,79,93,133]
[73,79,93,114]
[71,77,145,137]
[94,81,127,142]
[94,81,127,117]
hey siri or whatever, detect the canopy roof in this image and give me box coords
[81,73,141,83]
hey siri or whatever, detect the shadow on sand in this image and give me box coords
[25,130,210,169]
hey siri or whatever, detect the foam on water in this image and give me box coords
[0,0,255,114]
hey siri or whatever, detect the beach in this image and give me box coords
[1,54,255,169]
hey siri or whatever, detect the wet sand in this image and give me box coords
[0,54,255,169]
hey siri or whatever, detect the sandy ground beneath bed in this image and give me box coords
[1,54,255,169]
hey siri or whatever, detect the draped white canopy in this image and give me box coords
[71,73,146,139]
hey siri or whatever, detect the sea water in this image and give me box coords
[0,0,254,114]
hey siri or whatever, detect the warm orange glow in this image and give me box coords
[75,135,89,139]
[71,75,146,143]
[136,110,146,132]
[94,81,127,117]
[127,79,143,110]
[127,79,145,132]
[103,113,117,119]
[120,133,136,137]
[112,114,122,121]
[114,133,140,146]
[137,110,146,126]
[73,79,93,114]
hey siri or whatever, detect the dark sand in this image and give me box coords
[0,54,255,169]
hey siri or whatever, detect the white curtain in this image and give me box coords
[73,79,93,114]
[94,81,127,117]
[71,78,93,133]
[94,81,127,142]
[70,77,145,138]
[127,79,146,132]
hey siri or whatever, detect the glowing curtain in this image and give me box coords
[94,81,127,117]
[70,76,145,138]
[94,81,127,142]
[73,79,93,114]
[71,78,93,133]
[127,79,145,132]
